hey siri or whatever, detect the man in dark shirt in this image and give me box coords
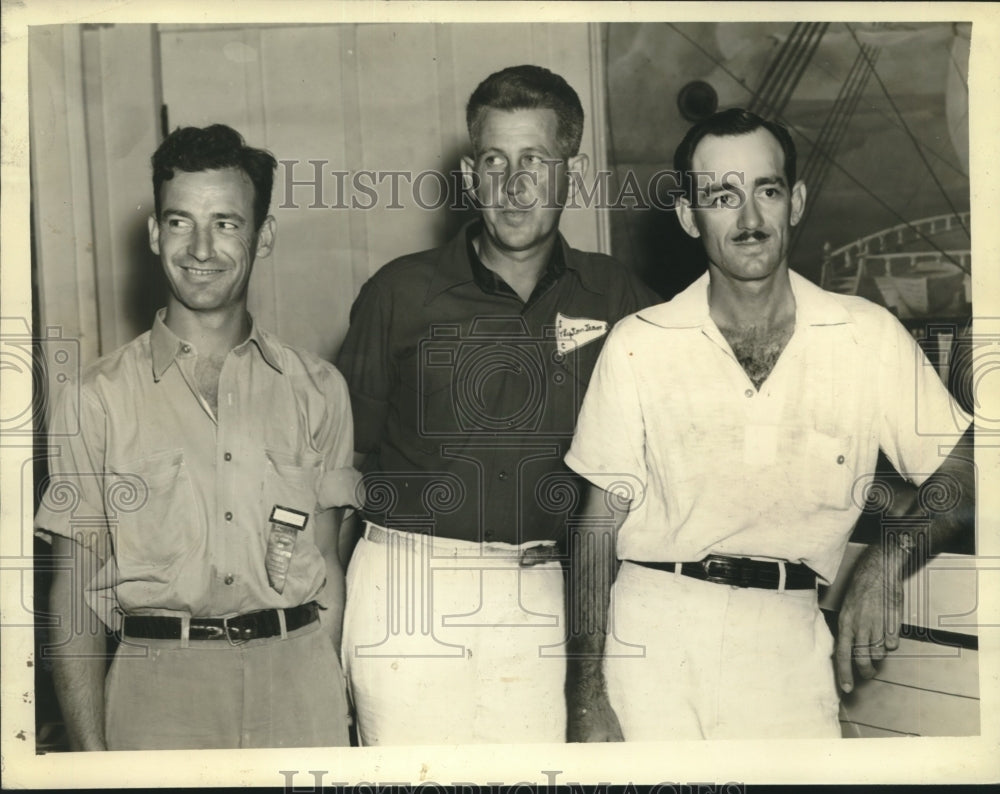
[336,64,659,744]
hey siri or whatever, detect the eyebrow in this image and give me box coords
[702,175,787,194]
[161,209,247,223]
[479,144,555,158]
[752,176,787,189]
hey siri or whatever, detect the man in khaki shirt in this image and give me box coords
[35,124,359,750]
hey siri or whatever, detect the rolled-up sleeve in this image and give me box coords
[315,367,364,509]
[34,382,111,560]
[877,313,972,485]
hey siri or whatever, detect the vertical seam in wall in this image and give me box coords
[82,27,112,357]
[245,27,277,333]
[435,24,457,225]
[341,25,368,293]
[588,22,612,256]
[150,25,165,142]
[63,26,100,363]
[99,31,126,351]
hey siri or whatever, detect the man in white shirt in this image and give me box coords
[563,108,974,741]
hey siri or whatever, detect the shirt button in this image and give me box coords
[225,511,233,521]
[744,389,754,398]
[224,452,232,461]
[836,455,846,464]
[498,471,508,480]
[181,344,192,354]
[224,574,234,585]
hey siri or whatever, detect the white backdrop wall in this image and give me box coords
[30,23,608,367]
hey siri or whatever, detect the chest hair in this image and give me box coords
[193,353,225,417]
[718,322,794,391]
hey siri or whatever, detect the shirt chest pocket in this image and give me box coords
[804,430,856,510]
[109,450,199,569]
[263,449,322,518]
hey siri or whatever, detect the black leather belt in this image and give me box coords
[120,602,320,641]
[628,555,817,590]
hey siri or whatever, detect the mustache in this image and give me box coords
[733,230,770,243]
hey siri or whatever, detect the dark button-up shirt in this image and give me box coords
[336,222,660,544]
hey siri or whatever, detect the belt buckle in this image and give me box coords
[201,623,227,640]
[702,556,731,584]
[222,614,251,646]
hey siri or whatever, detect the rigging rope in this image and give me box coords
[662,22,970,274]
[793,36,881,249]
[844,23,971,243]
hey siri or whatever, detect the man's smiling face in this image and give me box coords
[149,167,273,315]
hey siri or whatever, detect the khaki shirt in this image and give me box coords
[35,310,360,626]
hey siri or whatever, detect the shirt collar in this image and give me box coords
[424,219,601,304]
[150,308,284,381]
[636,268,854,330]
[465,224,567,295]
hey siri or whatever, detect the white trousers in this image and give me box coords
[342,524,568,745]
[605,561,842,740]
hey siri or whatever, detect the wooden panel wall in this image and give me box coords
[29,26,100,366]
[79,25,163,356]
[142,23,605,362]
[32,23,605,366]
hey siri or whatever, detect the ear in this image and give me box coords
[790,180,807,227]
[460,155,476,194]
[567,152,590,180]
[148,214,161,255]
[675,197,701,240]
[254,215,276,259]
[565,153,590,204]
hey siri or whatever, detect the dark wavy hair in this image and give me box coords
[466,64,584,159]
[673,108,797,200]
[152,124,277,229]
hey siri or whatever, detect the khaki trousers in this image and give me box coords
[105,620,350,749]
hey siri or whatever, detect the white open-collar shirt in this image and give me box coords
[566,269,971,584]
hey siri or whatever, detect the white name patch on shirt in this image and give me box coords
[556,313,608,355]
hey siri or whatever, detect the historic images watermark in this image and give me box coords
[277,160,755,212]
[279,770,747,793]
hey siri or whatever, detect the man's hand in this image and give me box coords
[834,545,903,693]
[835,425,974,694]
[567,692,624,742]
